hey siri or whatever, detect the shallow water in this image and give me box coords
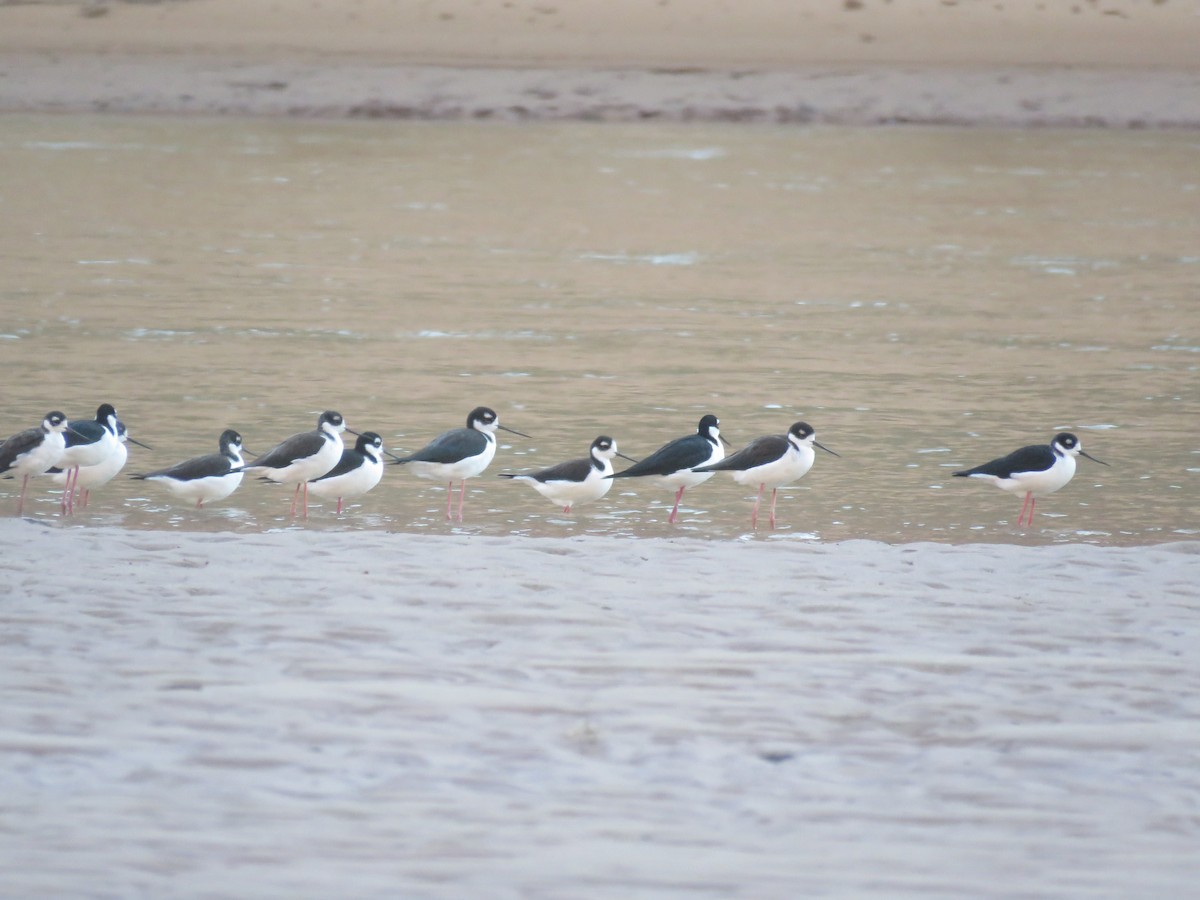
[2,116,1198,542]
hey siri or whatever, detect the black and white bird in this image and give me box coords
[244,410,351,518]
[46,418,137,509]
[1,411,72,515]
[608,414,728,524]
[131,429,247,509]
[953,432,1108,527]
[694,421,838,529]
[498,435,636,513]
[307,431,394,514]
[392,406,529,522]
[57,404,148,513]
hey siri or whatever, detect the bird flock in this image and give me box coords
[1,403,1107,529]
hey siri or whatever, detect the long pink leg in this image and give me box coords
[302,482,310,520]
[769,487,780,530]
[668,486,686,524]
[61,466,75,513]
[17,474,29,516]
[456,480,467,522]
[1016,492,1032,526]
[336,497,345,515]
[750,484,765,529]
[1027,496,1036,526]
[289,483,300,517]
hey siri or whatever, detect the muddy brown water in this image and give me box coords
[3,116,1197,542]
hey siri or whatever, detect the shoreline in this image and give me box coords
[6,516,1200,552]
[4,55,1200,128]
[3,0,1200,127]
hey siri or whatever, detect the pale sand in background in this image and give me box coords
[2,0,1200,125]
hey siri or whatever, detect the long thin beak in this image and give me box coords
[616,451,639,463]
[499,424,531,439]
[815,440,840,458]
[345,427,360,437]
[65,425,88,440]
[719,434,732,448]
[1080,450,1108,466]
[384,448,405,463]
[126,437,153,450]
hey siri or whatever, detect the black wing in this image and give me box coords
[0,427,44,472]
[396,428,486,465]
[249,432,327,468]
[611,434,712,479]
[507,456,593,484]
[695,434,787,473]
[312,449,363,482]
[134,452,233,481]
[954,443,1054,479]
[64,419,105,448]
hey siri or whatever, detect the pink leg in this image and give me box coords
[80,489,90,509]
[61,466,75,513]
[456,480,467,522]
[668,486,686,524]
[302,482,310,520]
[769,487,779,530]
[196,498,204,509]
[750,484,765,529]
[1016,492,1032,526]
[1027,496,1036,526]
[17,474,29,516]
[289,483,300,517]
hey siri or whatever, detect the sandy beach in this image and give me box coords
[2,0,1200,125]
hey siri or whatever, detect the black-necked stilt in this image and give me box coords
[307,431,395,514]
[608,413,728,524]
[498,435,636,513]
[58,404,150,513]
[392,406,529,522]
[694,421,838,529]
[46,418,136,509]
[245,410,351,518]
[131,429,247,508]
[1,411,72,515]
[953,431,1108,527]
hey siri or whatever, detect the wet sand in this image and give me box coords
[2,0,1200,126]
[3,518,1199,896]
